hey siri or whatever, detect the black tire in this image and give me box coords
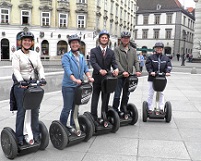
[1,128,18,159]
[127,103,138,125]
[142,101,148,122]
[83,112,95,134]
[39,121,49,150]
[107,108,120,133]
[165,101,172,123]
[78,115,93,142]
[49,121,68,150]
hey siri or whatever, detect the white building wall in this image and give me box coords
[192,0,201,58]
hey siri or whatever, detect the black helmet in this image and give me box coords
[99,30,110,38]
[154,42,164,48]
[121,31,131,38]
[20,32,34,40]
[68,34,80,44]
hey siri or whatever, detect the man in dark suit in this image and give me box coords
[90,30,119,121]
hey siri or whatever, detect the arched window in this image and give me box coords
[41,40,49,55]
[57,40,67,56]
[1,38,9,59]
[80,41,86,55]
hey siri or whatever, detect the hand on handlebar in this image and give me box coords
[88,77,94,83]
[99,69,107,76]
[112,69,119,77]
[135,72,141,77]
[150,72,156,76]
[166,73,171,76]
[39,78,47,86]
[123,71,129,77]
[75,79,82,85]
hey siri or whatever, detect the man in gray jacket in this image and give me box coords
[113,31,141,113]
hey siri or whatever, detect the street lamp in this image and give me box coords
[181,30,186,66]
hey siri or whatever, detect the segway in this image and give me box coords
[84,72,120,135]
[117,74,139,126]
[142,72,172,123]
[1,80,49,159]
[49,82,93,150]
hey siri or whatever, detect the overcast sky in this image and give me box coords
[178,0,195,8]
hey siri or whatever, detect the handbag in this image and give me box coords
[28,59,39,80]
[9,85,17,111]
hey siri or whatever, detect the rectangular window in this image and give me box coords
[166,29,172,39]
[142,29,148,39]
[155,15,160,24]
[166,14,172,24]
[77,15,85,28]
[0,9,9,24]
[134,30,138,39]
[154,30,160,39]
[41,12,50,26]
[21,10,30,25]
[96,16,99,29]
[143,15,148,24]
[110,22,112,34]
[59,13,68,28]
[116,5,118,16]
[110,2,113,13]
[183,16,186,26]
[105,0,107,10]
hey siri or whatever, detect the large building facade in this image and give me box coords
[135,0,195,57]
[0,0,137,60]
[192,0,201,58]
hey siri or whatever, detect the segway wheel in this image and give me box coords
[142,101,148,122]
[127,103,138,125]
[1,128,18,159]
[39,121,49,150]
[78,115,93,142]
[165,101,172,123]
[83,112,95,134]
[49,121,68,150]
[107,108,120,133]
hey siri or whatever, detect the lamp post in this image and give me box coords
[181,31,186,66]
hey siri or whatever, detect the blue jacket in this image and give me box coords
[62,51,89,87]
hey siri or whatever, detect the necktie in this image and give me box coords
[102,49,106,57]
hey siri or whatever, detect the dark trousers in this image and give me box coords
[113,78,130,111]
[14,85,40,142]
[91,78,110,120]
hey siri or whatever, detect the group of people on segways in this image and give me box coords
[1,29,172,159]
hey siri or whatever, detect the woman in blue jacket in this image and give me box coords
[59,34,94,127]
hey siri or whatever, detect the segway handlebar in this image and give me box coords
[117,72,136,78]
[18,79,47,87]
[155,72,166,77]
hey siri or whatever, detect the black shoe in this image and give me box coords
[18,141,24,146]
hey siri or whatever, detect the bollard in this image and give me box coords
[191,67,197,74]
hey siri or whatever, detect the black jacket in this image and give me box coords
[145,53,172,81]
[90,46,118,75]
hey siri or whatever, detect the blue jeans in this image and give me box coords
[14,85,40,142]
[113,78,130,111]
[60,86,75,126]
